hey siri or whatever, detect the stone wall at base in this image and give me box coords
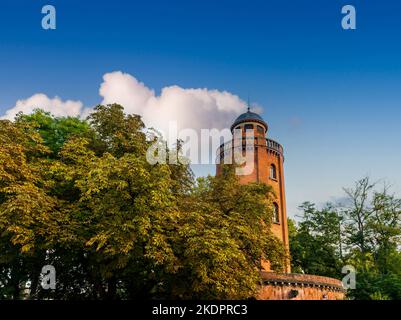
[258,272,345,300]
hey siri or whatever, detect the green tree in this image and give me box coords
[1,104,285,300]
[168,166,287,299]
[289,203,343,278]
[15,109,91,155]
[289,177,401,300]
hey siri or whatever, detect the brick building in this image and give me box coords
[216,108,345,300]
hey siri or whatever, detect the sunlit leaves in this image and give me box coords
[0,105,285,299]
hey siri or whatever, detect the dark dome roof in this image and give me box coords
[231,109,268,131]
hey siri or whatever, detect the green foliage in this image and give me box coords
[0,105,285,300]
[289,203,343,278]
[15,109,91,155]
[168,167,287,299]
[369,291,390,300]
[289,177,401,300]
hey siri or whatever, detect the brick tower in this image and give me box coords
[216,108,290,273]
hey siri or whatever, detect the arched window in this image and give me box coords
[273,203,280,223]
[270,164,277,180]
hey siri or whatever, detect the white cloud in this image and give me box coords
[1,71,268,164]
[97,71,256,164]
[1,93,85,120]
[1,71,264,142]
[98,71,247,134]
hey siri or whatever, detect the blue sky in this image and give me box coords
[1,0,401,216]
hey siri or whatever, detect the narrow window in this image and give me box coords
[270,164,277,180]
[273,203,280,223]
[244,124,254,131]
[257,125,264,134]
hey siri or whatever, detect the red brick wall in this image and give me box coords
[216,122,290,272]
[216,121,345,300]
[258,272,345,300]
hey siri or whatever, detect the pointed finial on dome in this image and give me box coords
[247,94,251,112]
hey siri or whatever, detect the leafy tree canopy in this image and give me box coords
[289,177,401,300]
[0,105,286,300]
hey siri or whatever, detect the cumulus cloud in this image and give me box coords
[2,72,267,163]
[99,71,247,134]
[2,71,254,134]
[1,93,85,120]
[98,71,256,164]
[2,72,267,159]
